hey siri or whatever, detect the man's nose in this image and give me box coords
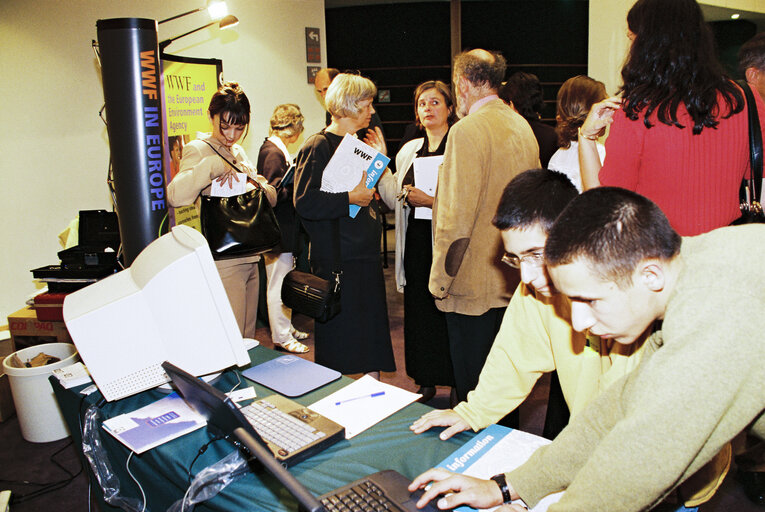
[570,302,596,333]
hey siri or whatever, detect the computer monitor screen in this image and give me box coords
[63,225,249,401]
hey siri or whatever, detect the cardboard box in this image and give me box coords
[7,306,72,350]
[0,327,16,421]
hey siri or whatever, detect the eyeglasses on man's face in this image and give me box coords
[501,249,545,269]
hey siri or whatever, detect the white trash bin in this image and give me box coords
[3,343,79,443]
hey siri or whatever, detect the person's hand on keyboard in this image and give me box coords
[408,468,511,510]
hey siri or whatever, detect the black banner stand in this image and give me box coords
[97,18,169,266]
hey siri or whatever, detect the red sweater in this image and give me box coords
[600,86,764,235]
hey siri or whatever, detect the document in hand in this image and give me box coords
[436,424,563,511]
[412,155,442,220]
[102,392,207,454]
[319,134,390,218]
[308,375,420,438]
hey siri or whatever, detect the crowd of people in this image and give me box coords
[165,0,765,509]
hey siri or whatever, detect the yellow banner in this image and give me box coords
[161,56,221,231]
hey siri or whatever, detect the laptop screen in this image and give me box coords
[161,361,325,512]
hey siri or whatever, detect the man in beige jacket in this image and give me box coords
[429,49,539,406]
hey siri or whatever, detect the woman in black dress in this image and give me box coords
[379,81,457,402]
[293,74,395,378]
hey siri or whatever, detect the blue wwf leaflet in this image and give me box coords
[435,424,562,511]
[102,392,207,454]
[319,134,390,218]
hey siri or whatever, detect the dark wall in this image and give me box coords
[325,1,590,145]
[710,19,757,79]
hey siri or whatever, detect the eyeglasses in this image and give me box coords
[501,250,545,269]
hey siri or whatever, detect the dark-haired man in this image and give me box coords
[411,187,765,512]
[412,169,645,442]
[740,32,765,102]
[429,49,539,408]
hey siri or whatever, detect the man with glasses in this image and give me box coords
[413,169,646,442]
[411,186,759,512]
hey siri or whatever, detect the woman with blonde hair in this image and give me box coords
[547,75,607,192]
[258,104,309,353]
[294,74,395,378]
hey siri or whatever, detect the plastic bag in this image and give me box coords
[167,449,250,512]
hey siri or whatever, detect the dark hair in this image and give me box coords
[208,81,251,140]
[453,49,507,90]
[620,0,743,134]
[739,32,765,73]
[555,75,608,148]
[544,187,682,287]
[413,80,458,129]
[492,169,578,233]
[499,72,545,120]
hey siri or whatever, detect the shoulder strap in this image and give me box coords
[293,130,342,274]
[736,80,763,204]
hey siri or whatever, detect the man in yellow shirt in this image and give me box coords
[411,169,645,441]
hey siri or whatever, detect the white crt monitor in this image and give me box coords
[63,225,250,401]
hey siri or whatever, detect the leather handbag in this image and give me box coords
[198,141,282,259]
[733,80,765,225]
[281,218,342,323]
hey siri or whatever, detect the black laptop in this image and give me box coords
[162,361,442,512]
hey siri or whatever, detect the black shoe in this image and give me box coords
[416,386,436,404]
[738,469,765,506]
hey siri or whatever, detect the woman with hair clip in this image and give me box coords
[547,75,608,192]
[378,80,458,404]
[578,0,763,236]
[257,104,310,354]
[168,81,277,340]
[293,73,395,379]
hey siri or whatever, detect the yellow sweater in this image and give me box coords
[454,283,645,431]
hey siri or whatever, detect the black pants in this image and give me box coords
[444,307,506,405]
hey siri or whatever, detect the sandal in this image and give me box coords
[290,328,309,340]
[275,338,309,354]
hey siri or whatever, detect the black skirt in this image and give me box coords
[402,218,454,386]
[313,258,396,374]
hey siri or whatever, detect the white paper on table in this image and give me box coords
[412,155,442,220]
[210,172,247,197]
[308,375,420,438]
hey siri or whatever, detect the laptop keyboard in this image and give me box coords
[240,398,327,454]
[320,479,401,512]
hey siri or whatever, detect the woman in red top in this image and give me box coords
[578,0,757,236]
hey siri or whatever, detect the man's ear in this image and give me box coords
[746,67,759,86]
[639,261,665,292]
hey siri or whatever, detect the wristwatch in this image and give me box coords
[490,473,512,504]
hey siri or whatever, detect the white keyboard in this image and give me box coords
[240,399,327,454]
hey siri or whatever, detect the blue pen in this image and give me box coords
[334,391,385,405]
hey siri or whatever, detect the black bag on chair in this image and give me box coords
[281,219,342,323]
[200,187,281,259]
[733,80,765,225]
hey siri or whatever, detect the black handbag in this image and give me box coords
[198,141,282,259]
[281,219,342,323]
[733,80,764,225]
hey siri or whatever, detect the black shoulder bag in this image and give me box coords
[733,80,765,225]
[198,140,282,259]
[281,218,342,323]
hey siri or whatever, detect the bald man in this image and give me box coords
[429,49,540,410]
